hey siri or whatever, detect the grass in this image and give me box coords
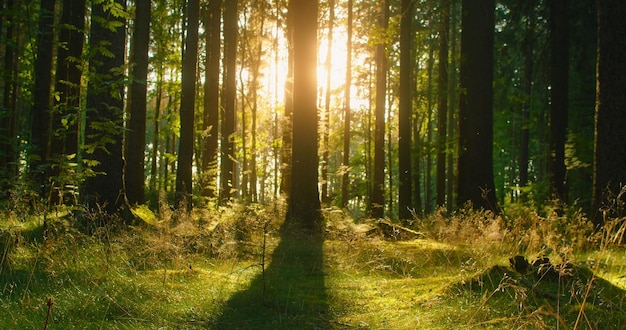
[1,203,626,329]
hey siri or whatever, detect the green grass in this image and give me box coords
[1,205,626,329]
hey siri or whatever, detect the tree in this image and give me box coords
[519,0,536,200]
[398,0,413,220]
[549,0,569,204]
[126,0,151,205]
[286,0,320,227]
[176,0,200,209]
[31,0,56,190]
[220,0,237,204]
[83,0,127,215]
[436,0,449,209]
[456,0,498,212]
[51,0,86,202]
[371,0,388,219]
[593,1,626,226]
[341,0,353,209]
[1,0,18,185]
[321,0,334,203]
[281,5,293,197]
[201,0,221,199]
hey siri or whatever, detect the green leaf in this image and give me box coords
[131,204,160,227]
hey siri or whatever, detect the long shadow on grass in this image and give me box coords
[210,220,330,329]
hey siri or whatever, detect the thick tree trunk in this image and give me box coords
[457,0,498,212]
[126,0,151,205]
[287,0,321,227]
[83,0,127,215]
[593,1,626,226]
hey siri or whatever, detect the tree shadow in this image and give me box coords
[210,220,330,329]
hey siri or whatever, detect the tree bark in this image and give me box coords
[398,0,413,220]
[220,0,237,204]
[287,0,321,227]
[201,0,221,199]
[126,0,151,205]
[31,0,56,190]
[341,0,353,209]
[549,0,569,204]
[519,0,535,200]
[1,0,17,185]
[321,0,334,204]
[436,0,449,209]
[371,0,388,219]
[83,0,127,215]
[456,0,498,212]
[593,0,626,226]
[176,0,200,210]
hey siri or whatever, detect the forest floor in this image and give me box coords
[1,204,626,329]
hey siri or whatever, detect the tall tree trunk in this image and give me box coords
[446,0,459,211]
[220,0,237,204]
[593,1,626,227]
[126,0,151,205]
[341,0,353,209]
[456,0,498,212]
[412,52,423,214]
[240,38,248,203]
[386,91,394,213]
[248,5,263,203]
[371,0,388,219]
[1,0,17,186]
[280,6,294,197]
[287,0,321,227]
[425,44,434,214]
[31,0,56,191]
[519,0,535,200]
[83,0,127,215]
[398,0,413,220]
[272,3,282,200]
[201,0,221,199]
[549,0,569,204]
[150,65,163,196]
[321,0,334,203]
[436,0,449,209]
[51,0,85,203]
[176,0,200,210]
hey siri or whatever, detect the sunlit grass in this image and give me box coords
[1,203,625,329]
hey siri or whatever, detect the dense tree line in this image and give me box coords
[0,0,623,229]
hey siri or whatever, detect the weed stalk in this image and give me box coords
[44,297,54,330]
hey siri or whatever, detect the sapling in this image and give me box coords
[44,297,54,330]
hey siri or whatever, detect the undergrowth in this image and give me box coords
[0,196,625,329]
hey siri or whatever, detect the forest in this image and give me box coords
[1,0,626,328]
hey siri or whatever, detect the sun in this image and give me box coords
[259,18,366,119]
